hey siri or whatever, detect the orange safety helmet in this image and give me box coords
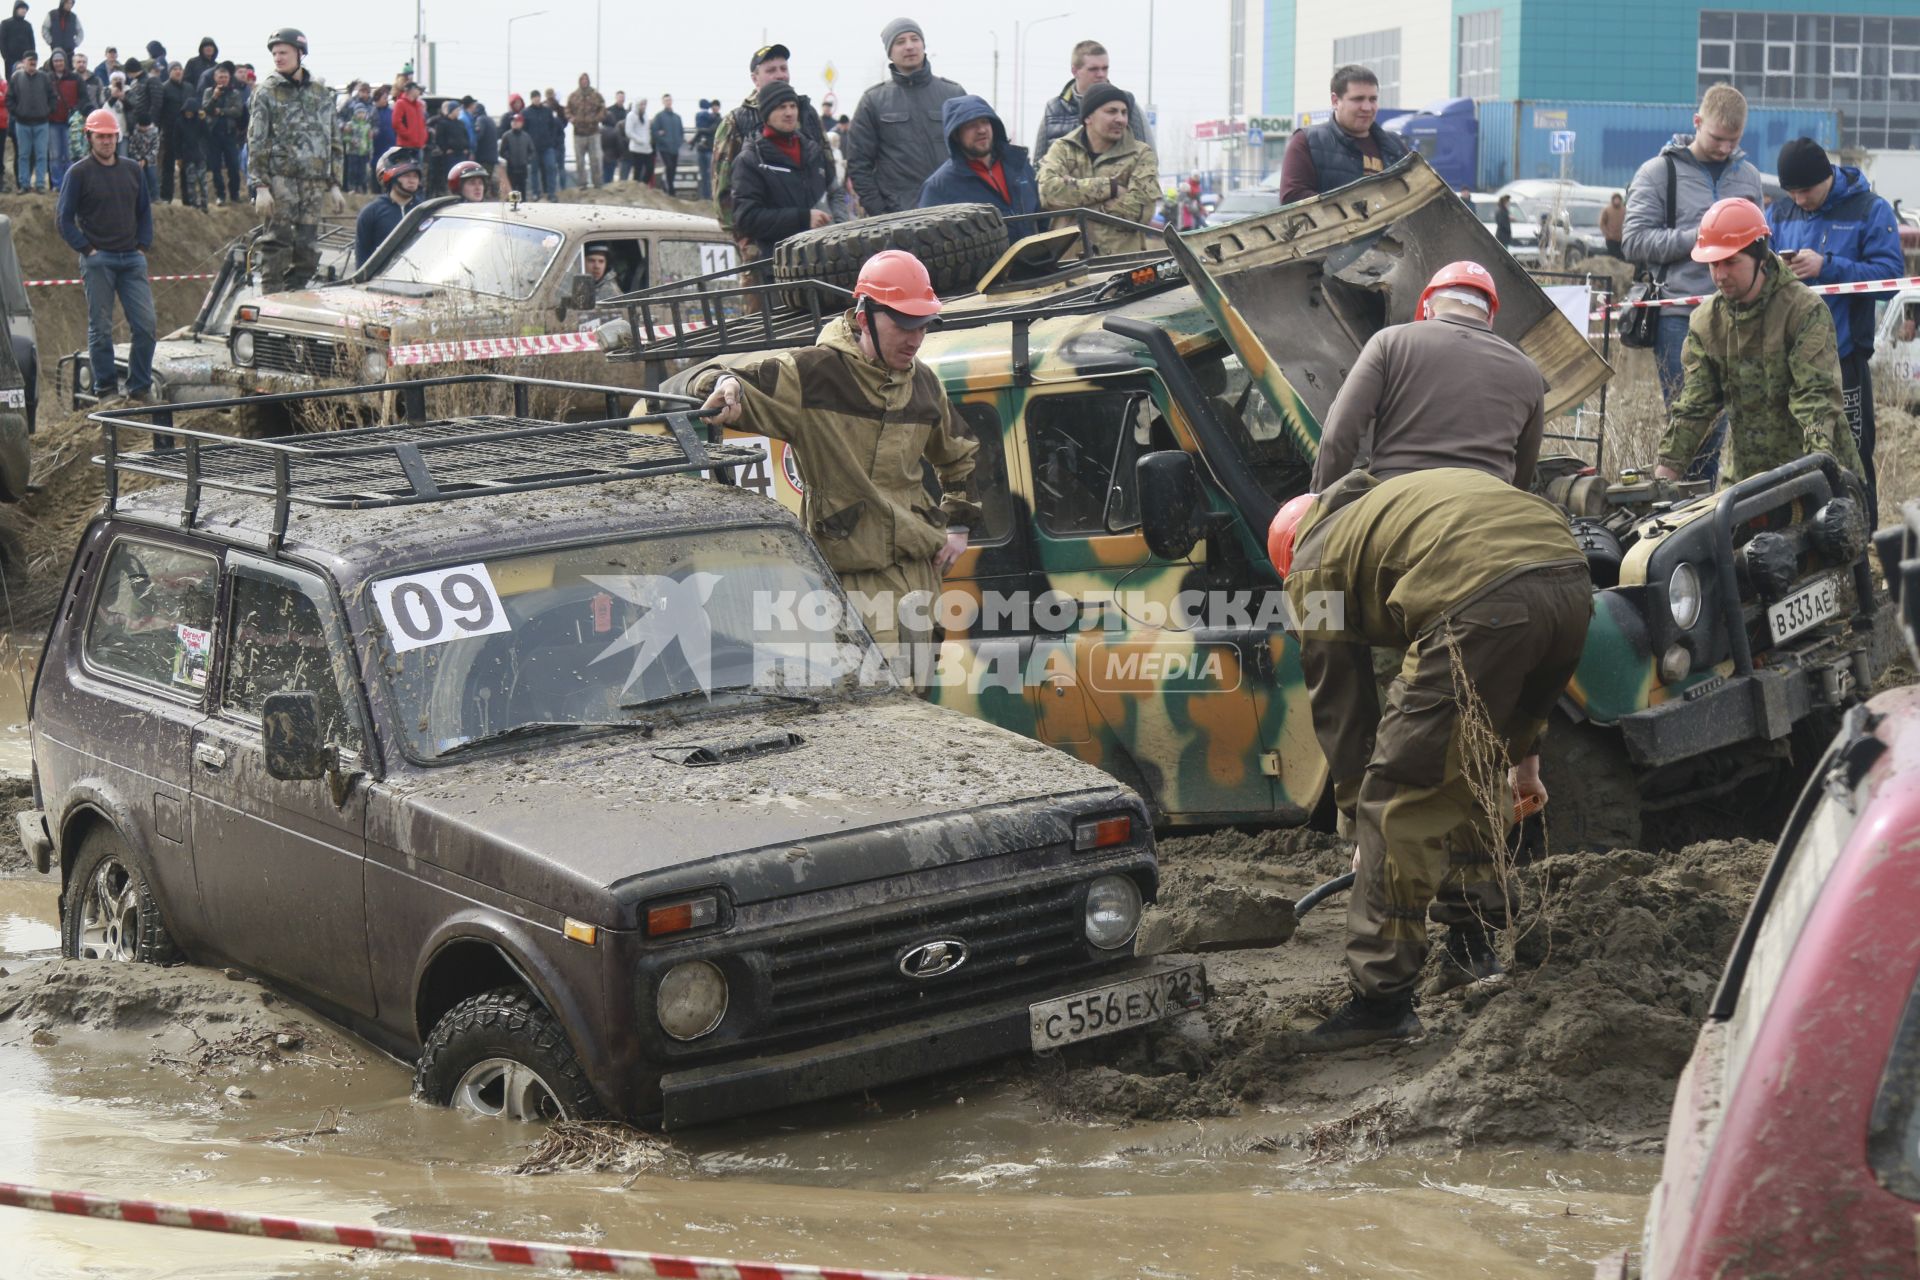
[851,250,942,328]
[1416,259,1500,321]
[83,107,120,137]
[1690,197,1769,262]
[1267,492,1317,577]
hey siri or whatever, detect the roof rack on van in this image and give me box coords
[604,210,1177,371]
[88,373,763,551]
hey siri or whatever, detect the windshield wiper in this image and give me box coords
[619,685,821,714]
[434,719,652,758]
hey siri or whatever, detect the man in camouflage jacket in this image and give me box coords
[1035,84,1161,256]
[1654,200,1864,485]
[246,29,344,292]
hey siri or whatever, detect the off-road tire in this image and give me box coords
[415,988,607,1123]
[60,825,181,964]
[771,204,1010,297]
[1537,714,1643,853]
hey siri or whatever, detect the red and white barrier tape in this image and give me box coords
[24,271,218,287]
[0,1181,983,1280]
[390,321,711,367]
[1589,273,1920,320]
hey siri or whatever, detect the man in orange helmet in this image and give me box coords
[1652,197,1863,485]
[56,106,156,408]
[1312,258,1549,491]
[694,249,980,685]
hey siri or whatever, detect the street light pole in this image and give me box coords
[506,10,546,103]
[1016,11,1071,141]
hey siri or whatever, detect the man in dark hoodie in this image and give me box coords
[847,17,964,215]
[917,95,1037,216]
[183,37,219,94]
[1766,137,1906,515]
[0,1,32,74]
[729,79,829,258]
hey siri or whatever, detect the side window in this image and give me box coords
[222,572,363,755]
[85,540,219,694]
[1024,391,1146,538]
[944,402,1013,546]
[583,238,647,294]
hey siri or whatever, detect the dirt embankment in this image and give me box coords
[1027,826,1770,1154]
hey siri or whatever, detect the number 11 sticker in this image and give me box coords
[372,563,513,653]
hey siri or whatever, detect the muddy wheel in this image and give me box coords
[770,204,1009,297]
[60,827,180,964]
[1537,715,1643,853]
[415,988,605,1124]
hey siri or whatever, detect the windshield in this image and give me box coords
[368,526,890,761]
[371,215,564,300]
[1186,345,1313,507]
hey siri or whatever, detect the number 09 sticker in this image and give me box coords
[372,563,512,653]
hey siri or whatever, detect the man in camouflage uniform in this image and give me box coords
[246,28,344,293]
[1278,468,1592,1049]
[712,42,840,254]
[1035,84,1161,255]
[1653,196,1864,485]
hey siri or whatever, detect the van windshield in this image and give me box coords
[371,216,564,300]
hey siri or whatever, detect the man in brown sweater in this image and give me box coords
[1311,260,1548,492]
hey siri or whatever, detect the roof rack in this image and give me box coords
[605,209,1178,370]
[89,373,764,551]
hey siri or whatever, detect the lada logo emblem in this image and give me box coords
[899,938,969,980]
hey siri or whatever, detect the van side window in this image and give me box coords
[1024,391,1145,538]
[946,402,1013,545]
[222,572,363,755]
[84,540,219,694]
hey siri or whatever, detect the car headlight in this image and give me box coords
[362,349,388,381]
[656,960,727,1041]
[1668,563,1702,630]
[232,331,255,366]
[1084,874,1143,950]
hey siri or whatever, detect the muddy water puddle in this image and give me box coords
[0,883,1654,1280]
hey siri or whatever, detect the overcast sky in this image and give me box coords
[79,0,1233,170]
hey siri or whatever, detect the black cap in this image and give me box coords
[1079,83,1129,122]
[1776,137,1834,191]
[751,43,790,71]
[585,242,611,257]
[758,79,799,117]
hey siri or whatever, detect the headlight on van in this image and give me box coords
[656,960,727,1041]
[1668,563,1702,629]
[1084,875,1143,950]
[232,331,255,366]
[362,349,388,381]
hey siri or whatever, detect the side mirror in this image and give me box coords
[564,273,597,313]
[262,691,338,782]
[1136,450,1205,561]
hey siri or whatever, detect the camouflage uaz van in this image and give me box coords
[621,157,1892,851]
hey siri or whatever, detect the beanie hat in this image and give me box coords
[121,56,141,74]
[146,40,166,61]
[1080,82,1128,122]
[1776,137,1834,191]
[758,79,799,117]
[881,18,922,54]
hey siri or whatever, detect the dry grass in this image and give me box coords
[507,1120,690,1177]
[1298,1099,1403,1163]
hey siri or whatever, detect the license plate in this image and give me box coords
[1768,572,1844,645]
[1028,964,1206,1051]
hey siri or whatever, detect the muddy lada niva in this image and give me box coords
[619,157,1895,851]
[14,375,1201,1129]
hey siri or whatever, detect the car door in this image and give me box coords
[189,554,375,1016]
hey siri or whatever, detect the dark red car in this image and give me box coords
[1608,505,1920,1278]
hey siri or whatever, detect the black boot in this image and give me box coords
[1425,923,1504,997]
[1300,993,1422,1052]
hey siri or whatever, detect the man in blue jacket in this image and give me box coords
[1767,137,1905,514]
[917,94,1037,218]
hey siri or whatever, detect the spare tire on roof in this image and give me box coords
[771,204,1009,298]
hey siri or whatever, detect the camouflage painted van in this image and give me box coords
[632,157,1892,849]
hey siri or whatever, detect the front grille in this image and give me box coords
[251,331,350,377]
[763,879,1102,1038]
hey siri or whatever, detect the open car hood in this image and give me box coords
[1166,154,1611,453]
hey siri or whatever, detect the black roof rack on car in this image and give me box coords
[88,373,764,551]
[605,208,1179,372]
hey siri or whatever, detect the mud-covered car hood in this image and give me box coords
[1167,153,1612,448]
[375,693,1138,923]
[251,286,450,332]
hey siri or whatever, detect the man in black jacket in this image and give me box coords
[155,61,195,205]
[8,49,53,191]
[57,107,156,406]
[0,1,34,74]
[730,79,829,258]
[183,37,218,93]
[202,63,245,205]
[426,98,469,192]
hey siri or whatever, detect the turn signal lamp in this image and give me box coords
[646,894,720,937]
[1073,815,1133,851]
[563,918,597,945]
[237,305,258,322]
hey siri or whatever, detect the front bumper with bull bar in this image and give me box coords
[656,955,1206,1129]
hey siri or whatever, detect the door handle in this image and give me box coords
[194,743,228,770]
